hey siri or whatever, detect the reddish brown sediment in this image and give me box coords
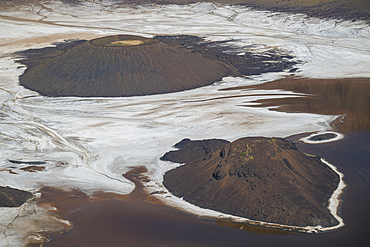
[216,220,291,235]
[222,77,370,133]
[20,166,45,172]
[37,187,129,221]
[38,167,290,247]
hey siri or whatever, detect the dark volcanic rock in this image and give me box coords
[308,133,338,141]
[0,186,33,207]
[154,35,296,77]
[160,138,230,164]
[16,34,296,97]
[17,35,231,97]
[163,137,340,227]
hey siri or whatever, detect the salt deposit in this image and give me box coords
[300,131,345,144]
[1,1,368,245]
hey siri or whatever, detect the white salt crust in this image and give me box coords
[300,131,345,144]
[1,1,367,245]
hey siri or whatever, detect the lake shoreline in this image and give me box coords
[147,142,346,233]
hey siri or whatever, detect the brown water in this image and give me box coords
[42,168,294,247]
[222,77,370,133]
[289,131,370,247]
[43,132,370,247]
[44,77,370,246]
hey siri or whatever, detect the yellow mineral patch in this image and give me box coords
[109,40,145,46]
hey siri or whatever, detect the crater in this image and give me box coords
[300,132,345,144]
[16,34,295,97]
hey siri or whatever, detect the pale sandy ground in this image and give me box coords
[0,1,369,245]
[110,40,145,46]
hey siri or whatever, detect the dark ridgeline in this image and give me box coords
[162,137,339,227]
[0,186,33,207]
[17,35,231,97]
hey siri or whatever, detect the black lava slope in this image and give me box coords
[17,35,231,97]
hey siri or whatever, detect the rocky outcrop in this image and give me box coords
[160,138,230,164]
[0,186,33,207]
[163,137,340,227]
